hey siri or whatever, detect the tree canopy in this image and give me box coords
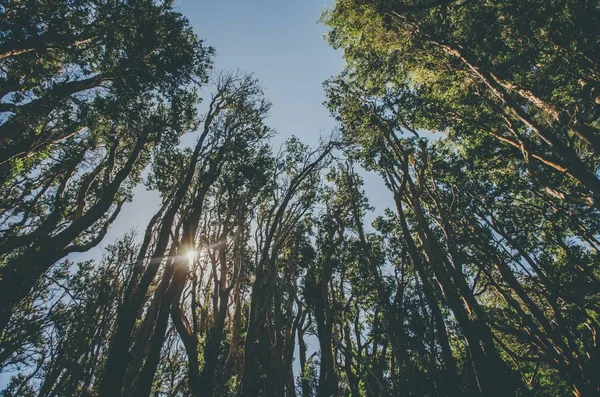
[1,0,599,396]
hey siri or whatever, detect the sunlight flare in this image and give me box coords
[186,249,197,265]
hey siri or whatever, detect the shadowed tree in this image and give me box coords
[0,0,212,335]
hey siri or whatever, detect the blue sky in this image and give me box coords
[176,0,342,146]
[96,0,393,250]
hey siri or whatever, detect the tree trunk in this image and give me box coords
[0,132,146,335]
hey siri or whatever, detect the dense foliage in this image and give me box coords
[1,0,598,396]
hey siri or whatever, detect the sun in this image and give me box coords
[186,249,197,264]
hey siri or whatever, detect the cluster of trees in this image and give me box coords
[1,0,598,396]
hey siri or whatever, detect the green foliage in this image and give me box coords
[1,1,599,396]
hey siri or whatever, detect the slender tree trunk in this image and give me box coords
[314,281,337,397]
[387,166,528,396]
[313,238,338,397]
[134,260,189,397]
[123,244,179,394]
[394,192,460,396]
[98,107,219,396]
[197,285,230,395]
[223,276,243,381]
[298,317,312,397]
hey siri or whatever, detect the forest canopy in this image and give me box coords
[0,0,599,396]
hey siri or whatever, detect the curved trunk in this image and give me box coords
[0,132,147,334]
[98,104,219,396]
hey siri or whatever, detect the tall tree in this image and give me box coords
[0,0,212,334]
[99,73,272,397]
[240,137,334,396]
